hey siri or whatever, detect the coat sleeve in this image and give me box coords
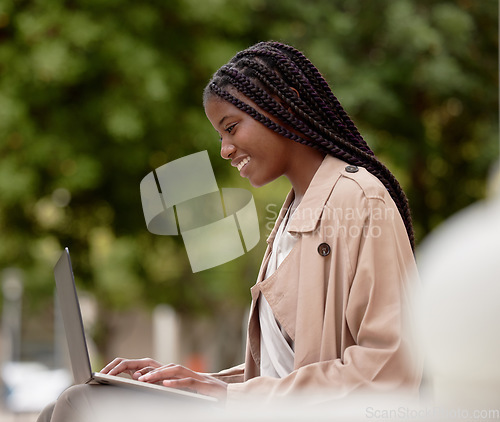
[225,187,422,403]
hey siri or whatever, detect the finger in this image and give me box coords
[154,365,203,382]
[139,365,202,384]
[132,366,157,380]
[108,360,142,376]
[106,358,161,376]
[100,357,125,374]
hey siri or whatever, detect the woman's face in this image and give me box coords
[204,95,294,188]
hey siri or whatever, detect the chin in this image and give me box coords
[248,175,276,188]
[249,179,265,188]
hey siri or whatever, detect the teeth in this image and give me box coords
[237,157,250,171]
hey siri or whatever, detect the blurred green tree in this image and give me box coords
[0,0,497,362]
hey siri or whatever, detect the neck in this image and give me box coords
[285,145,325,202]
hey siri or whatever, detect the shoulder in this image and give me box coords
[310,155,388,203]
[328,164,389,209]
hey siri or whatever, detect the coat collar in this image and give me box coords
[266,155,345,243]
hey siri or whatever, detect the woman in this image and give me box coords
[38,41,421,420]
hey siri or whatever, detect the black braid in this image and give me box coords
[238,58,340,136]
[264,42,372,153]
[267,44,374,155]
[236,49,355,140]
[203,42,415,250]
[234,58,359,156]
[218,66,347,152]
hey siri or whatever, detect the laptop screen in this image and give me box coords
[54,248,93,385]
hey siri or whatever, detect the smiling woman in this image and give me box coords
[37,41,422,420]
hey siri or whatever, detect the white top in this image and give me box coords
[259,203,298,378]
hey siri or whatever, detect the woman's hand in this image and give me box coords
[100,357,163,380]
[100,358,228,401]
[138,364,228,401]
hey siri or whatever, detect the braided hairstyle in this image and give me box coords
[203,41,415,250]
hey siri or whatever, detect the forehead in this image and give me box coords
[204,88,281,130]
[204,97,241,126]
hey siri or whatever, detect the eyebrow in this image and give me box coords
[218,115,228,127]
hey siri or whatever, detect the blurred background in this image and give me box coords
[0,0,498,419]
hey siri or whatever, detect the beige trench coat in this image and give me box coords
[213,155,422,402]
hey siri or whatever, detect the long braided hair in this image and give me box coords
[203,41,415,250]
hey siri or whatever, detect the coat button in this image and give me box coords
[345,165,359,173]
[317,242,331,257]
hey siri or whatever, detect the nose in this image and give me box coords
[220,139,236,160]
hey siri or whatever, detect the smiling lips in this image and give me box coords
[236,157,251,171]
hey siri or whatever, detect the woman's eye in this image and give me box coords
[225,123,237,134]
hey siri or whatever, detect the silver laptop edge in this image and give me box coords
[54,248,94,385]
[54,247,216,402]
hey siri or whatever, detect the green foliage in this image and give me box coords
[0,0,497,335]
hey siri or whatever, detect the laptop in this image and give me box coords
[53,247,217,403]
